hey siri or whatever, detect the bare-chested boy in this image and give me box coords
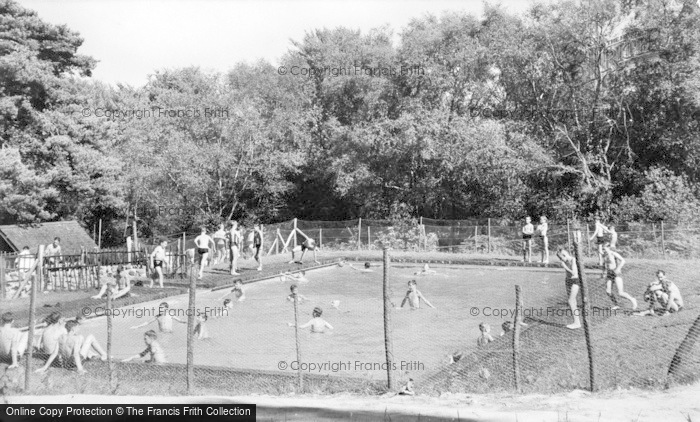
[602,243,637,310]
[123,330,165,364]
[219,280,246,302]
[36,320,107,373]
[289,237,320,264]
[194,227,216,280]
[288,307,333,333]
[130,302,186,333]
[557,248,582,329]
[36,312,66,358]
[286,284,308,304]
[397,280,436,310]
[0,312,28,369]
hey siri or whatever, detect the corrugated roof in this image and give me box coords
[0,220,98,255]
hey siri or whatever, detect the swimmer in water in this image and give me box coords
[397,280,435,310]
[414,263,437,276]
[288,307,333,333]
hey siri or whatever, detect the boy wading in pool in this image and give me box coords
[219,280,246,302]
[130,302,186,332]
[602,243,637,310]
[288,307,333,333]
[123,330,166,364]
[557,248,582,329]
[397,280,435,310]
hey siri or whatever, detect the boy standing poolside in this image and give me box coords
[149,239,168,288]
[589,216,610,267]
[556,248,582,329]
[288,307,333,333]
[123,330,165,364]
[603,243,637,310]
[194,227,216,280]
[537,216,549,264]
[522,216,534,263]
[398,280,436,310]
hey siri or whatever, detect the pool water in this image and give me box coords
[80,264,565,380]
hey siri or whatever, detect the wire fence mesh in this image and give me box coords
[1,218,699,398]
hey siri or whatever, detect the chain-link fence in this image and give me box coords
[1,222,699,398]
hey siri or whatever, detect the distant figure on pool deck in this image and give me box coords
[122,330,165,364]
[537,216,549,264]
[522,216,534,263]
[252,224,264,271]
[288,236,320,265]
[347,262,374,272]
[130,302,186,333]
[634,270,684,316]
[194,227,216,280]
[36,320,108,374]
[212,223,227,265]
[286,284,308,304]
[556,248,582,329]
[589,215,610,267]
[477,322,495,347]
[219,280,246,302]
[280,271,309,283]
[288,307,333,333]
[414,263,437,276]
[0,312,28,369]
[397,280,435,310]
[603,243,637,310]
[149,239,168,288]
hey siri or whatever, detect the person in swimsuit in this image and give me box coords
[229,221,242,275]
[522,216,534,263]
[397,280,435,310]
[149,239,168,288]
[123,330,166,364]
[602,243,637,310]
[220,279,246,302]
[0,312,28,369]
[286,284,308,304]
[537,216,549,264]
[130,302,186,333]
[194,227,215,280]
[608,224,618,249]
[36,320,107,373]
[253,224,263,271]
[288,307,333,333]
[212,223,227,265]
[557,248,581,329]
[288,236,320,264]
[589,215,610,267]
[476,323,494,347]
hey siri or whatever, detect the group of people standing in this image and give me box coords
[193,222,264,280]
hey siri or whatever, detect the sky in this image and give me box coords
[17,0,530,87]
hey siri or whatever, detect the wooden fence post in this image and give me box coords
[293,289,303,392]
[293,218,298,249]
[24,245,43,391]
[574,228,596,392]
[513,285,522,392]
[319,228,323,249]
[367,226,371,250]
[487,218,491,253]
[383,247,394,390]
[186,261,196,394]
[357,218,362,250]
[661,220,666,260]
[106,263,115,390]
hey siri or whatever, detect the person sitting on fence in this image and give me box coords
[194,227,216,280]
[280,270,309,283]
[397,280,436,310]
[288,236,320,265]
[603,243,637,311]
[130,302,186,333]
[149,239,168,288]
[0,312,29,369]
[413,263,437,276]
[398,378,415,396]
[219,280,246,302]
[557,248,582,329]
[36,320,108,374]
[122,330,165,364]
[36,312,66,359]
[477,322,495,347]
[634,270,684,316]
[213,223,228,265]
[500,321,513,336]
[92,265,132,300]
[522,216,534,263]
[589,215,610,267]
[288,306,333,333]
[286,284,308,304]
[537,216,549,264]
[347,261,374,272]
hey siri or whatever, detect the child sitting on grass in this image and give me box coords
[122,330,165,364]
[634,270,684,316]
[477,322,494,347]
[288,307,333,333]
[36,320,108,374]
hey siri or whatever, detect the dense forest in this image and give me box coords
[1,0,699,245]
